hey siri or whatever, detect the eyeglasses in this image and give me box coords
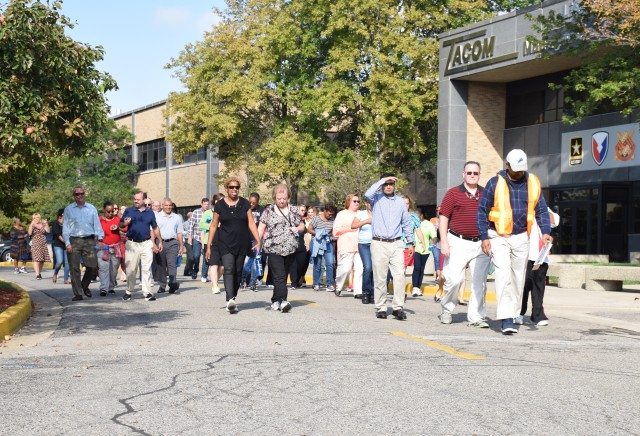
[73,192,85,196]
[465,172,479,176]
[227,185,240,190]
[352,200,360,203]
[465,192,479,201]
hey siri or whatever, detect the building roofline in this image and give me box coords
[438,0,570,40]
[110,99,167,120]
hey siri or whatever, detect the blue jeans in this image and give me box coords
[358,243,373,296]
[53,246,69,280]
[412,252,430,288]
[431,245,441,271]
[312,242,334,286]
[192,240,210,279]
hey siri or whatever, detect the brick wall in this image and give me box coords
[466,82,506,183]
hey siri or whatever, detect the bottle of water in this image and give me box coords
[254,249,263,277]
[176,254,183,268]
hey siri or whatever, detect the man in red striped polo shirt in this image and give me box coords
[438,161,492,327]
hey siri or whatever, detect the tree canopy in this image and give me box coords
[166,0,505,201]
[0,0,117,213]
[531,0,640,123]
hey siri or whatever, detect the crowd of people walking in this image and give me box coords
[5,149,557,334]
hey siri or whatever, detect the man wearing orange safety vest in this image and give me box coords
[477,149,551,335]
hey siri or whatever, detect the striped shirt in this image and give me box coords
[439,183,485,237]
[310,215,335,237]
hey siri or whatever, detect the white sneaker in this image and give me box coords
[226,298,238,313]
[211,286,221,294]
[412,287,422,297]
[468,319,490,328]
[201,277,207,283]
[280,300,291,313]
[439,310,453,324]
[270,301,281,311]
[537,319,549,326]
[514,315,524,325]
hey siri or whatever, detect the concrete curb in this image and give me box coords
[0,284,32,340]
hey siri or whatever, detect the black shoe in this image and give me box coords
[250,284,257,292]
[99,290,107,297]
[376,311,387,319]
[157,287,166,293]
[122,293,132,301]
[392,309,407,320]
[83,287,92,298]
[108,290,116,295]
[168,282,180,293]
[354,294,363,299]
[144,294,156,301]
[362,295,370,304]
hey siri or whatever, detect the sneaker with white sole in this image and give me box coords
[212,286,221,294]
[439,310,453,324]
[514,315,524,325]
[537,319,549,326]
[270,301,281,311]
[14,268,19,274]
[501,318,518,334]
[144,293,156,301]
[468,319,490,328]
[280,300,291,313]
[226,298,238,313]
[122,293,132,301]
[313,285,320,291]
[201,277,208,283]
[412,287,422,297]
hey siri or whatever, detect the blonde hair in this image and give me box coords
[224,176,241,189]
[32,213,41,221]
[271,184,290,201]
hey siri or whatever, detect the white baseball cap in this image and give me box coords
[506,149,528,172]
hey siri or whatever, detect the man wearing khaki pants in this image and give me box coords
[364,174,414,321]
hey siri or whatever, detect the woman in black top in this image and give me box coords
[52,209,70,284]
[206,177,260,314]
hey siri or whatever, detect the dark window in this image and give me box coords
[173,147,207,165]
[506,71,567,128]
[137,139,166,171]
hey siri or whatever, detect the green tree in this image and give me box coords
[166,0,493,200]
[530,0,640,123]
[0,0,117,214]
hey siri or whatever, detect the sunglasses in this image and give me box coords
[227,185,240,190]
[73,192,85,196]
[466,171,479,176]
[383,182,395,187]
[144,203,151,207]
[352,200,360,203]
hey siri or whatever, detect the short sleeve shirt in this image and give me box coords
[439,184,484,237]
[213,197,252,256]
[259,205,302,256]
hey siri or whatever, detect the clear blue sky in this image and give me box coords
[61,0,226,115]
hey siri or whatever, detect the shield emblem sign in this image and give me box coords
[592,131,608,166]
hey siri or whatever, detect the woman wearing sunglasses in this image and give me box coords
[332,194,363,298]
[205,177,260,314]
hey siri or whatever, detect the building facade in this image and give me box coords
[113,100,226,214]
[438,0,640,262]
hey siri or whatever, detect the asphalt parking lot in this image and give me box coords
[2,267,640,435]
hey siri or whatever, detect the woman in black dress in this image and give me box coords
[205,177,260,314]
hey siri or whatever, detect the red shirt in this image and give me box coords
[439,184,484,237]
[100,216,121,245]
